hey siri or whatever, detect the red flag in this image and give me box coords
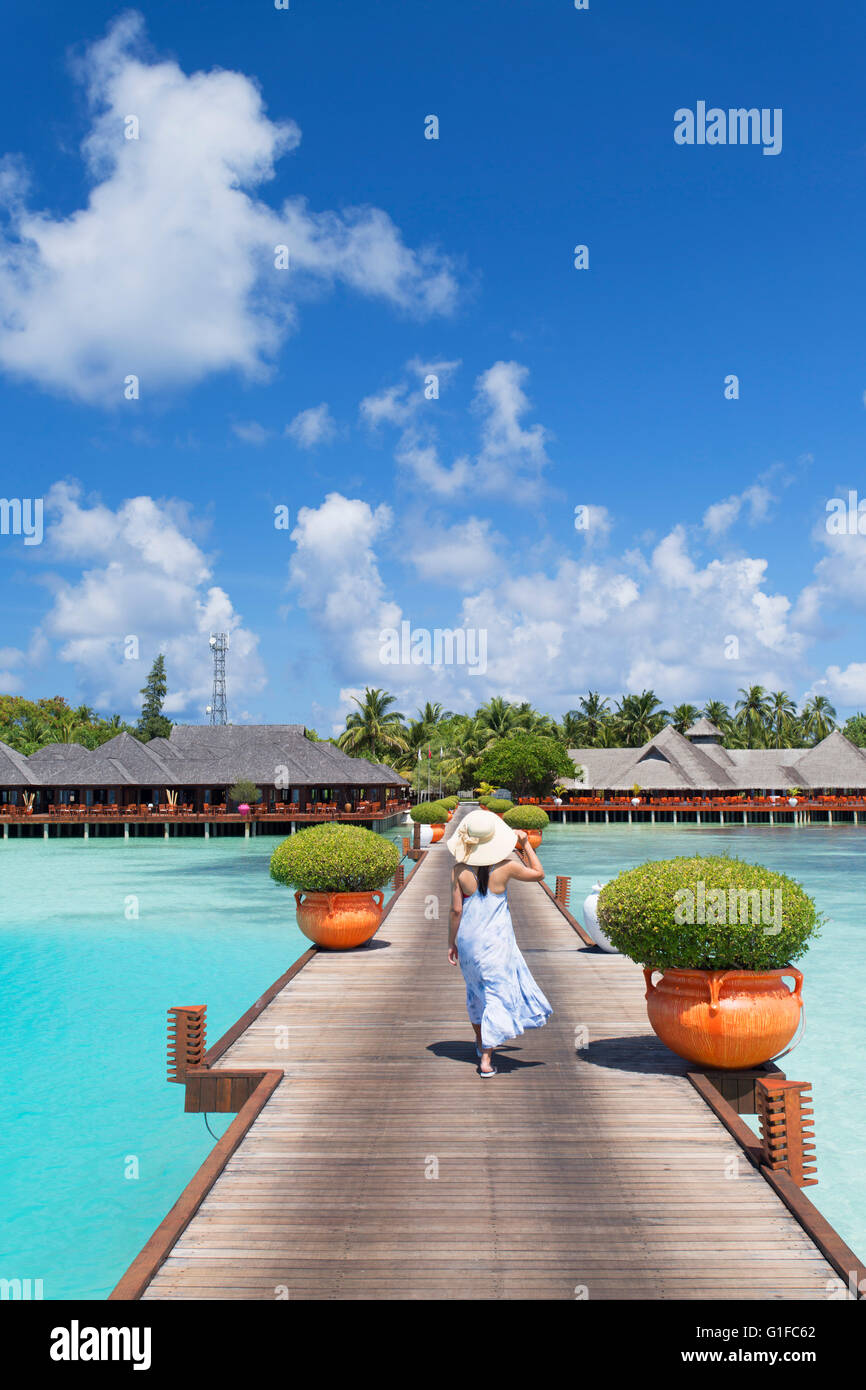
[428,746,432,759]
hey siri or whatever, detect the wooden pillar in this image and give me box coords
[167,1006,207,1082]
[757,1078,816,1187]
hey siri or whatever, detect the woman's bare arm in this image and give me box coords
[448,865,463,961]
[505,832,545,883]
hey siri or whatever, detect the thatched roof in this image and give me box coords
[684,717,723,741]
[4,724,410,790]
[565,728,866,792]
[0,739,37,786]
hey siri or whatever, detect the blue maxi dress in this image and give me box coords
[457,883,553,1048]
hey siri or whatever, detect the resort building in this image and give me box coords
[563,720,866,799]
[0,724,410,819]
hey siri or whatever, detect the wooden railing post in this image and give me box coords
[393,864,405,890]
[555,875,571,908]
[756,1078,817,1187]
[167,1005,207,1083]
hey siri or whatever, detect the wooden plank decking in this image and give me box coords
[139,816,851,1301]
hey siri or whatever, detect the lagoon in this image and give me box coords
[539,821,866,1262]
[0,821,862,1297]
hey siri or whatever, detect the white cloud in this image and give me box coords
[0,13,458,404]
[232,421,271,446]
[289,492,399,670]
[819,665,866,706]
[363,357,550,498]
[409,518,502,585]
[286,403,336,448]
[287,490,812,716]
[703,483,773,535]
[30,482,265,717]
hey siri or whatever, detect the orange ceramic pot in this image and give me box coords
[294,890,385,950]
[643,966,803,1070]
[430,824,445,844]
[525,829,543,850]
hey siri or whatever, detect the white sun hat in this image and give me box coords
[447,807,518,866]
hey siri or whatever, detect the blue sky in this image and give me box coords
[1,0,865,733]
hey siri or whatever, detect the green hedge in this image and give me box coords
[503,806,549,830]
[269,824,399,893]
[596,855,821,971]
[409,800,449,824]
[481,797,514,814]
[441,796,459,809]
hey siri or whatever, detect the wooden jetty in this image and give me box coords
[113,814,864,1301]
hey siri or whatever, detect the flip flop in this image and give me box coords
[479,1066,498,1077]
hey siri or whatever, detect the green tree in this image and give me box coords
[767,691,799,749]
[614,691,667,747]
[137,654,173,741]
[478,732,576,798]
[475,696,522,745]
[337,688,408,762]
[228,779,263,806]
[702,699,730,727]
[734,685,772,749]
[843,713,866,748]
[801,694,837,744]
[578,691,612,745]
[668,703,700,734]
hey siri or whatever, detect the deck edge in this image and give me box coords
[108,1068,283,1301]
[688,1071,866,1297]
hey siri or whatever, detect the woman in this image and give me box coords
[447,808,552,1076]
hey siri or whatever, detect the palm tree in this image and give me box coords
[437,714,485,790]
[337,688,408,762]
[556,710,585,746]
[476,697,521,746]
[801,694,837,745]
[614,691,667,747]
[668,703,700,734]
[734,685,772,749]
[511,702,556,735]
[767,691,798,749]
[702,700,730,728]
[578,692,612,745]
[8,713,54,754]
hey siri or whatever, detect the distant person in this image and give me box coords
[447,808,552,1076]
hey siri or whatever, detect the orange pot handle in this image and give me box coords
[372,890,384,910]
[643,968,661,999]
[294,891,305,909]
[780,966,804,1006]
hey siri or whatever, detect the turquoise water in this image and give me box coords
[2,821,862,1296]
[0,830,404,1300]
[536,821,866,1264]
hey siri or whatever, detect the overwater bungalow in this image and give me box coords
[0,724,410,825]
[556,720,866,819]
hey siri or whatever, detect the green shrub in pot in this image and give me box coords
[596,855,821,972]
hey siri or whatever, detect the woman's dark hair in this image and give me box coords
[475,864,490,896]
